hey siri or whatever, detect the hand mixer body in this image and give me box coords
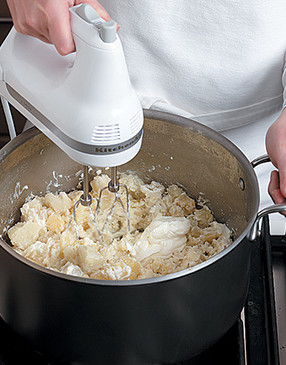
[0,4,143,167]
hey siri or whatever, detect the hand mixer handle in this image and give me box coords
[70,4,117,47]
[65,4,131,105]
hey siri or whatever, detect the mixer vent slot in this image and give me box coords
[130,111,141,134]
[91,124,120,142]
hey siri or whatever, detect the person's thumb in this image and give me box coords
[76,0,111,21]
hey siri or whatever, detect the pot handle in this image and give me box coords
[251,154,270,168]
[248,204,286,241]
[248,154,286,241]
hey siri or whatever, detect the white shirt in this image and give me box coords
[100,0,286,130]
[100,0,286,231]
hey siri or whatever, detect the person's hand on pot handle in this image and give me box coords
[266,107,286,205]
[6,0,111,55]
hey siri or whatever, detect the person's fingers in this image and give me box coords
[45,1,75,55]
[34,33,51,44]
[7,0,29,34]
[18,13,51,42]
[7,0,51,42]
[268,170,286,204]
[6,0,18,29]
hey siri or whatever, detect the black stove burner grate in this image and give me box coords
[244,216,280,365]
[0,216,282,365]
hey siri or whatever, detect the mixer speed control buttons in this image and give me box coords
[100,21,117,43]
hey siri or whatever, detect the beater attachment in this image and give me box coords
[66,166,130,244]
[66,166,102,241]
[95,167,131,243]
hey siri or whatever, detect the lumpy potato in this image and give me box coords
[8,174,232,280]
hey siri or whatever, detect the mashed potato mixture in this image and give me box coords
[8,174,232,280]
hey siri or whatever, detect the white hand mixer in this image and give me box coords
[0,4,144,241]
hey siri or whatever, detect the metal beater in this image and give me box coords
[67,166,130,243]
[0,4,143,242]
[95,166,130,238]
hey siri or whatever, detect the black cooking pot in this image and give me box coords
[0,111,281,364]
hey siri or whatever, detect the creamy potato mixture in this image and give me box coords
[8,174,232,280]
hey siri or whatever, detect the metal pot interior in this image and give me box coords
[0,110,259,272]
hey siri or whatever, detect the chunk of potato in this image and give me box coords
[46,213,65,233]
[60,229,76,250]
[122,257,141,280]
[44,192,72,214]
[77,245,105,274]
[8,222,42,249]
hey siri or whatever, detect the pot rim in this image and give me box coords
[0,110,260,286]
